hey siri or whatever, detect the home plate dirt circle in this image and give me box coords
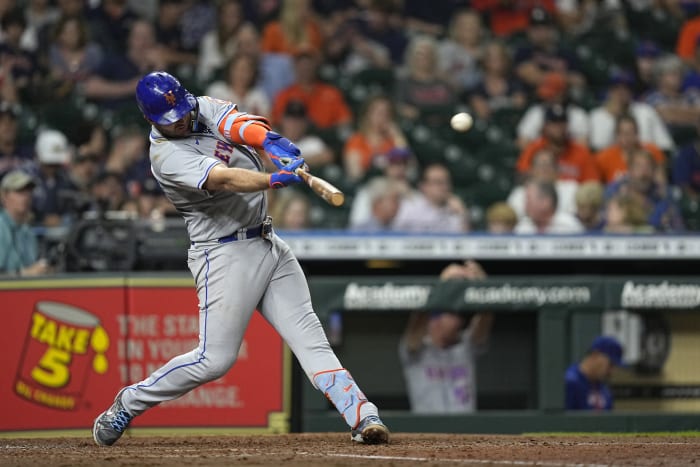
[1,433,699,466]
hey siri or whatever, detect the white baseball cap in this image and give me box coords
[35,129,72,165]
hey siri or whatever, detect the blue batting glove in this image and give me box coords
[263,131,301,170]
[269,157,305,189]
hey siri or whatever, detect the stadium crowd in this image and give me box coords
[1,0,700,268]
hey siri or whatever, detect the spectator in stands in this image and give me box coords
[121,176,171,220]
[343,94,408,182]
[152,0,198,75]
[672,117,700,201]
[516,71,589,148]
[88,170,128,214]
[588,70,674,152]
[395,35,456,124]
[46,16,103,100]
[350,176,404,232]
[102,127,151,204]
[634,41,664,99]
[0,48,19,104]
[469,40,527,122]
[604,149,683,232]
[81,19,166,112]
[514,180,584,234]
[32,129,74,227]
[323,13,392,75]
[400,259,493,414]
[574,181,605,232]
[645,55,700,134]
[197,0,247,84]
[234,23,295,103]
[0,169,51,276]
[403,0,469,38]
[0,9,41,101]
[271,47,352,130]
[595,115,667,185]
[352,0,408,66]
[565,335,624,410]
[205,52,270,116]
[485,201,517,234]
[276,100,334,168]
[555,0,627,38]
[86,0,138,55]
[508,148,578,218]
[393,162,469,233]
[0,102,34,179]
[23,0,61,53]
[61,151,101,220]
[516,104,599,184]
[32,0,86,71]
[603,193,654,233]
[437,9,485,92]
[513,7,585,96]
[676,13,700,64]
[261,0,323,56]
[268,191,312,230]
[348,146,417,228]
[471,0,555,38]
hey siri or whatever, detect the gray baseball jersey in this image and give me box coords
[119,96,380,430]
[399,329,482,414]
[149,96,266,242]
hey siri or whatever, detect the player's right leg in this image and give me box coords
[93,243,266,446]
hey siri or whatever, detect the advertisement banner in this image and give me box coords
[1,281,125,430]
[0,278,289,432]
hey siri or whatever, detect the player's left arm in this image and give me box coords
[216,105,301,170]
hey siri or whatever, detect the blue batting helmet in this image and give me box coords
[135,71,196,125]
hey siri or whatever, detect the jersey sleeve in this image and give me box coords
[152,142,221,191]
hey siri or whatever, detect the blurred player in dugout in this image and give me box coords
[565,335,625,410]
[400,260,494,413]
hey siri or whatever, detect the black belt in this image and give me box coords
[192,217,273,245]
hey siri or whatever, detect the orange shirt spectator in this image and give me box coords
[517,138,599,183]
[261,0,323,56]
[272,82,351,129]
[471,0,555,37]
[595,143,666,184]
[343,134,395,174]
[676,17,700,61]
[261,21,323,56]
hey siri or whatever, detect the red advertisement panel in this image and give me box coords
[1,285,125,430]
[0,279,288,432]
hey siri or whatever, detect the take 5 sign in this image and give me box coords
[0,277,290,432]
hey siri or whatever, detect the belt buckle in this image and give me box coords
[261,216,273,239]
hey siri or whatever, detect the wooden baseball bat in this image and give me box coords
[296,169,345,207]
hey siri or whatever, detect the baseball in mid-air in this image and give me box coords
[450,112,473,132]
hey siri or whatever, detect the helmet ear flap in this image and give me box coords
[189,97,200,132]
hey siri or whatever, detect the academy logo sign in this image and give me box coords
[343,283,432,309]
[463,284,592,306]
[621,281,700,309]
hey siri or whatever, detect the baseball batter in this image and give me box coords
[92,71,389,446]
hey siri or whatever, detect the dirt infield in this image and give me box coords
[1,433,698,466]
